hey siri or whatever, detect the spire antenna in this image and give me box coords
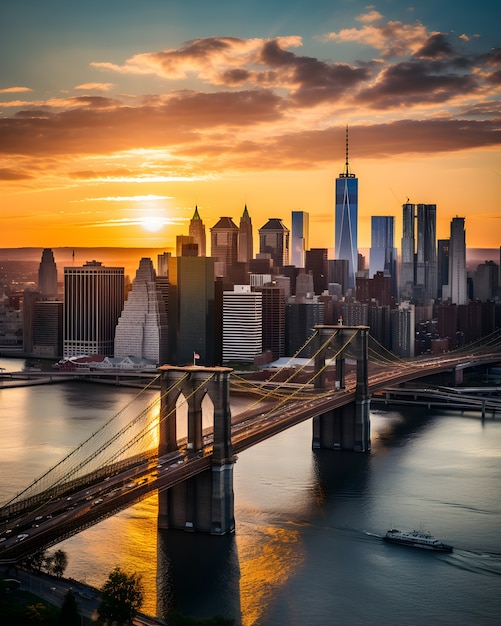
[345,124,350,176]
[340,124,355,178]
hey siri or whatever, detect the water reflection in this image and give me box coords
[157,530,241,623]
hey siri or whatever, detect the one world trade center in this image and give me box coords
[335,126,358,291]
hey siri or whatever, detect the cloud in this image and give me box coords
[74,83,116,92]
[0,86,33,94]
[1,18,500,193]
[326,20,435,58]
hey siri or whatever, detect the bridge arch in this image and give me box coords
[158,365,235,534]
[312,325,370,452]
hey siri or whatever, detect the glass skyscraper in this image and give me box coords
[335,127,358,290]
[291,210,309,268]
[369,216,397,297]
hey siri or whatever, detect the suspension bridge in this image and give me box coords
[1,325,500,561]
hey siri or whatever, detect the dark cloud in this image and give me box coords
[0,167,33,181]
[357,60,479,108]
[414,33,457,59]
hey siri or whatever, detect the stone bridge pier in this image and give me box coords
[312,325,371,452]
[157,365,235,535]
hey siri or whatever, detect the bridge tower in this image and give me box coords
[312,325,370,452]
[158,365,235,534]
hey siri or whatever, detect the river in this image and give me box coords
[1,357,500,625]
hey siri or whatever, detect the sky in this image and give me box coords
[1,0,500,257]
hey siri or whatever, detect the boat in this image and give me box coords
[384,528,453,552]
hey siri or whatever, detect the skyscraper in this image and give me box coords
[369,216,397,295]
[167,255,220,366]
[446,216,467,305]
[437,239,449,299]
[335,126,358,290]
[400,202,416,299]
[114,257,168,363]
[259,218,290,268]
[291,211,309,268]
[38,248,58,296]
[189,205,206,256]
[63,260,124,357]
[399,203,437,302]
[210,216,239,278]
[416,203,437,302]
[237,205,254,263]
[223,285,262,363]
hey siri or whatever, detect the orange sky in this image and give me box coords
[1,4,500,255]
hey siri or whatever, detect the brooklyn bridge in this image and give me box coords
[1,324,500,563]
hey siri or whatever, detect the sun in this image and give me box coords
[140,215,164,232]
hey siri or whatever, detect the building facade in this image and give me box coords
[63,260,124,357]
[167,255,220,366]
[291,211,309,269]
[223,285,262,363]
[237,205,254,264]
[189,205,206,256]
[446,216,468,305]
[211,216,239,278]
[114,257,168,364]
[259,218,290,269]
[38,248,58,296]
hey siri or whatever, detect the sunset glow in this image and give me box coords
[1,1,500,253]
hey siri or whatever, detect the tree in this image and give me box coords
[58,590,80,626]
[98,566,144,625]
[21,549,47,573]
[51,549,68,579]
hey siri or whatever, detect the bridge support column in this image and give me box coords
[157,366,235,535]
[312,325,370,452]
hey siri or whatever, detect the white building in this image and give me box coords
[114,257,168,364]
[223,285,262,363]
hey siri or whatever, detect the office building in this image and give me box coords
[63,260,124,357]
[391,301,415,358]
[237,205,254,264]
[291,211,309,268]
[176,235,195,257]
[369,216,397,297]
[437,239,449,300]
[260,284,286,360]
[400,203,437,302]
[211,216,239,278]
[38,248,58,296]
[305,248,328,295]
[446,217,468,305]
[286,300,324,357]
[335,126,358,289]
[33,300,63,358]
[157,252,171,277]
[167,255,220,366]
[416,204,437,302]
[223,285,262,363]
[259,218,290,269]
[400,202,416,299]
[114,258,168,364]
[189,205,206,256]
[327,259,349,296]
[473,261,499,302]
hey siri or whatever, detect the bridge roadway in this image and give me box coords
[0,350,499,561]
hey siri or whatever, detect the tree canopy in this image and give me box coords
[98,566,144,625]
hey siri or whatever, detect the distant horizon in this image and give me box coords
[1,245,498,277]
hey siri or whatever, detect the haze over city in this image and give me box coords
[1,0,500,254]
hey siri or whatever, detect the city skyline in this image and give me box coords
[1,1,500,252]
